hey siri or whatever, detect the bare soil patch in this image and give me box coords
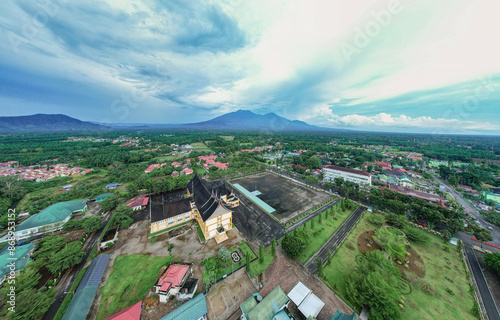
[259,246,353,320]
[396,247,426,279]
[357,231,382,254]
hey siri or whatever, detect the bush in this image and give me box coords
[218,247,231,262]
[150,235,157,243]
[403,225,430,243]
[367,213,385,226]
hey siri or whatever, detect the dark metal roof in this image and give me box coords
[150,197,192,223]
[187,175,231,222]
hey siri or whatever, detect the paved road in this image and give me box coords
[434,176,500,246]
[285,198,341,233]
[42,213,112,320]
[464,245,500,320]
[306,206,366,274]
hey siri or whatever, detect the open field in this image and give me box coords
[191,141,211,151]
[296,204,355,264]
[230,172,331,224]
[249,246,274,277]
[96,255,174,320]
[321,214,477,320]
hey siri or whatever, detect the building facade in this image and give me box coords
[322,165,371,186]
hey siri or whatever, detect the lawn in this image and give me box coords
[296,204,356,264]
[96,255,174,320]
[202,242,257,280]
[191,142,212,152]
[321,214,476,320]
[195,221,206,242]
[249,246,274,277]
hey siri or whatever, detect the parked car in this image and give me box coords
[418,222,425,227]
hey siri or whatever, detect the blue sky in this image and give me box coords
[0,0,499,134]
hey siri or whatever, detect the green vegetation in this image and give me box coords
[250,246,274,277]
[195,221,205,242]
[484,252,500,274]
[321,215,477,320]
[286,203,355,264]
[97,255,174,320]
[201,242,257,280]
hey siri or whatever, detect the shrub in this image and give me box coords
[367,213,385,226]
[218,247,231,262]
[403,225,430,243]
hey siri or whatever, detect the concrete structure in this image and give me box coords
[322,165,371,186]
[14,199,87,240]
[483,191,500,205]
[287,282,325,319]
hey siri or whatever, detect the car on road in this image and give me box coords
[418,222,425,227]
[487,226,493,230]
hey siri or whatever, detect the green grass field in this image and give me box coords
[321,215,476,320]
[249,246,274,277]
[191,142,211,152]
[296,205,355,264]
[96,255,174,320]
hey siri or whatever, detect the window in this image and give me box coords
[168,217,175,221]
[168,221,175,225]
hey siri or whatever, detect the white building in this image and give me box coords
[322,165,371,186]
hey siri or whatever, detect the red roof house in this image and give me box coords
[126,195,149,211]
[105,300,142,320]
[155,264,192,303]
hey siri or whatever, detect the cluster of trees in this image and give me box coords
[281,228,308,258]
[369,188,466,235]
[63,216,103,233]
[111,204,134,228]
[484,252,500,274]
[345,251,403,320]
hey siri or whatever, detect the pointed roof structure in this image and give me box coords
[187,175,231,222]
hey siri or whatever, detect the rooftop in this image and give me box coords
[0,242,35,279]
[157,264,190,288]
[150,197,192,223]
[16,199,87,232]
[242,285,289,320]
[323,165,371,177]
[105,300,142,320]
[126,195,149,208]
[160,293,207,320]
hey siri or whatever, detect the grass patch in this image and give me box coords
[297,205,356,264]
[195,221,205,242]
[321,215,476,320]
[54,267,88,320]
[249,247,274,277]
[96,255,174,320]
[191,142,212,152]
[202,242,257,280]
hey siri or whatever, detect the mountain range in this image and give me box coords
[0,110,333,132]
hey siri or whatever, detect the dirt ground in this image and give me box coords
[206,269,257,320]
[76,201,103,219]
[231,172,331,224]
[87,220,248,320]
[259,246,354,320]
[476,251,500,309]
[357,230,382,253]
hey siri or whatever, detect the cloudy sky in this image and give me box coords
[1,0,499,134]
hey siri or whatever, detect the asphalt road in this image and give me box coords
[306,206,366,273]
[42,213,111,320]
[433,176,500,246]
[464,245,500,320]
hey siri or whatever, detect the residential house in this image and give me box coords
[126,195,149,211]
[154,264,193,303]
[105,301,142,320]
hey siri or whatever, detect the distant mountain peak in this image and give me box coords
[0,114,110,132]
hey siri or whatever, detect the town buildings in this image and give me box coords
[322,165,372,186]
